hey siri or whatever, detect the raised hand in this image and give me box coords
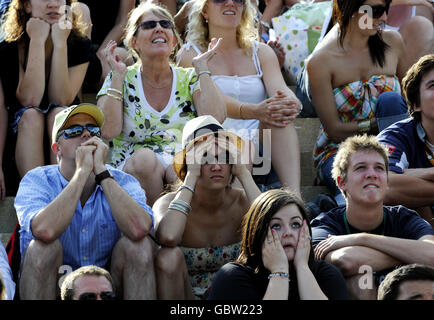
[26,18,50,42]
[262,227,289,274]
[293,220,311,269]
[104,40,127,78]
[191,37,222,75]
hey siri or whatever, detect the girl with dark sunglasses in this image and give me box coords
[298,0,411,207]
[97,1,226,206]
[177,0,302,194]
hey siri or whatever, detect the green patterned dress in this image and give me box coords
[98,63,199,169]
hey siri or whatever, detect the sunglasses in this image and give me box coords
[56,124,101,141]
[212,0,244,6]
[366,4,390,19]
[78,291,116,301]
[138,20,174,30]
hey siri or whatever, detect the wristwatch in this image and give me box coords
[95,169,114,185]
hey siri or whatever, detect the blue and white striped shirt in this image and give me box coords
[15,165,153,270]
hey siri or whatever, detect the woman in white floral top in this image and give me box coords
[97,1,226,205]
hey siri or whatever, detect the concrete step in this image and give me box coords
[0,197,17,247]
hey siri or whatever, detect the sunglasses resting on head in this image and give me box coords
[56,124,101,142]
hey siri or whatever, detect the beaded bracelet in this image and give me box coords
[268,272,290,280]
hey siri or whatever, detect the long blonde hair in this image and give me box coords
[185,0,258,55]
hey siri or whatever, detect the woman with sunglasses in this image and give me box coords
[0,0,91,179]
[154,115,261,300]
[176,0,302,194]
[208,188,348,300]
[301,0,410,207]
[98,1,225,206]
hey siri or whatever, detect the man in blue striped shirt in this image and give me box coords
[15,103,156,300]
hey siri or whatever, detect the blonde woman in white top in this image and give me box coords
[177,0,302,194]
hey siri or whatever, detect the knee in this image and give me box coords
[377,92,408,115]
[117,236,155,267]
[155,247,185,276]
[18,109,44,131]
[124,148,163,177]
[23,239,63,271]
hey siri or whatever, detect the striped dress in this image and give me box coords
[313,75,401,169]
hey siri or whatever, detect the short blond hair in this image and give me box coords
[124,0,182,62]
[60,265,114,300]
[332,135,389,197]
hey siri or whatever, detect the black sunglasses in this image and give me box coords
[57,124,101,141]
[367,4,390,19]
[138,20,174,30]
[212,0,244,5]
[78,291,117,301]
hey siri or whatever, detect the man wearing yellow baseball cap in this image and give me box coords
[15,103,157,300]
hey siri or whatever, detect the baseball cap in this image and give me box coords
[52,103,104,145]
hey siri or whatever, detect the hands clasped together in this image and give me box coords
[75,136,109,177]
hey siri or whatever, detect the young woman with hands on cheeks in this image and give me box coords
[0,0,91,177]
[208,189,348,300]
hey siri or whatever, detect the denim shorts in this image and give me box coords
[11,103,64,134]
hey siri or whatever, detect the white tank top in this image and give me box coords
[183,41,267,142]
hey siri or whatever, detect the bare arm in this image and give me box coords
[324,246,400,276]
[96,0,135,55]
[31,145,95,243]
[16,18,50,107]
[48,23,89,106]
[191,39,226,123]
[97,41,127,140]
[384,171,434,207]
[306,55,367,143]
[316,233,434,275]
[154,171,198,247]
[84,137,153,241]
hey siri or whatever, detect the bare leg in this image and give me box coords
[110,236,157,300]
[47,107,65,164]
[155,246,194,300]
[259,123,301,194]
[19,239,63,300]
[15,108,45,177]
[123,148,165,206]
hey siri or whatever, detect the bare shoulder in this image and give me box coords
[176,44,199,68]
[382,29,404,44]
[227,187,251,216]
[257,41,278,60]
